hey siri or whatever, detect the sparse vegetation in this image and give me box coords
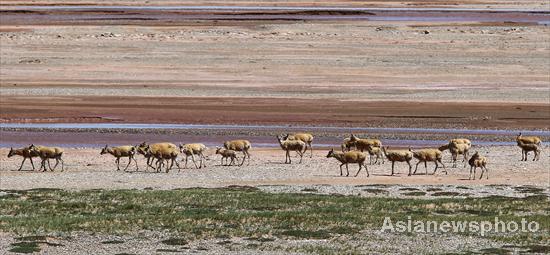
[161,238,188,246]
[101,240,125,244]
[514,186,544,194]
[0,188,547,249]
[399,187,420,191]
[157,249,180,253]
[9,241,41,254]
[402,191,427,196]
[364,188,388,194]
[432,191,463,196]
[301,188,318,192]
[8,235,64,253]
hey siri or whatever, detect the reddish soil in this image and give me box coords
[1,95,549,130]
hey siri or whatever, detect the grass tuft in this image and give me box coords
[156,248,180,252]
[456,186,471,190]
[526,245,550,253]
[478,247,511,255]
[222,185,260,192]
[301,188,318,192]
[216,240,232,245]
[364,188,388,194]
[514,186,544,194]
[279,229,331,239]
[402,192,426,196]
[9,242,41,254]
[245,237,276,242]
[0,188,547,248]
[399,187,420,191]
[101,240,125,244]
[431,192,462,196]
[161,238,188,246]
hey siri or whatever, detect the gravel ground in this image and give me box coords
[1,146,548,191]
[0,229,518,255]
[1,23,548,103]
[259,183,550,198]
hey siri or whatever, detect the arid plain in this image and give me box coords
[0,1,549,254]
[1,2,549,174]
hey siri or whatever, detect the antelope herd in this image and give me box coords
[5,133,544,180]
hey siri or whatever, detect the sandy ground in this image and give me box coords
[1,23,548,103]
[0,146,548,191]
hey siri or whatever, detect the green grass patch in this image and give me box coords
[355,184,389,188]
[0,188,547,246]
[479,247,513,254]
[402,192,426,196]
[301,188,318,192]
[246,243,259,249]
[456,186,471,190]
[156,248,180,253]
[221,185,260,192]
[458,209,495,216]
[427,188,443,192]
[280,229,331,239]
[514,186,544,194]
[245,237,276,242]
[432,191,463,197]
[399,187,420,191]
[9,235,64,253]
[216,240,232,245]
[9,242,41,254]
[296,243,362,254]
[363,188,388,194]
[525,245,550,253]
[15,236,48,242]
[161,238,188,246]
[101,240,125,244]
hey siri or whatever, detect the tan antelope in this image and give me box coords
[326,148,369,177]
[29,144,64,172]
[100,145,138,171]
[7,145,41,171]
